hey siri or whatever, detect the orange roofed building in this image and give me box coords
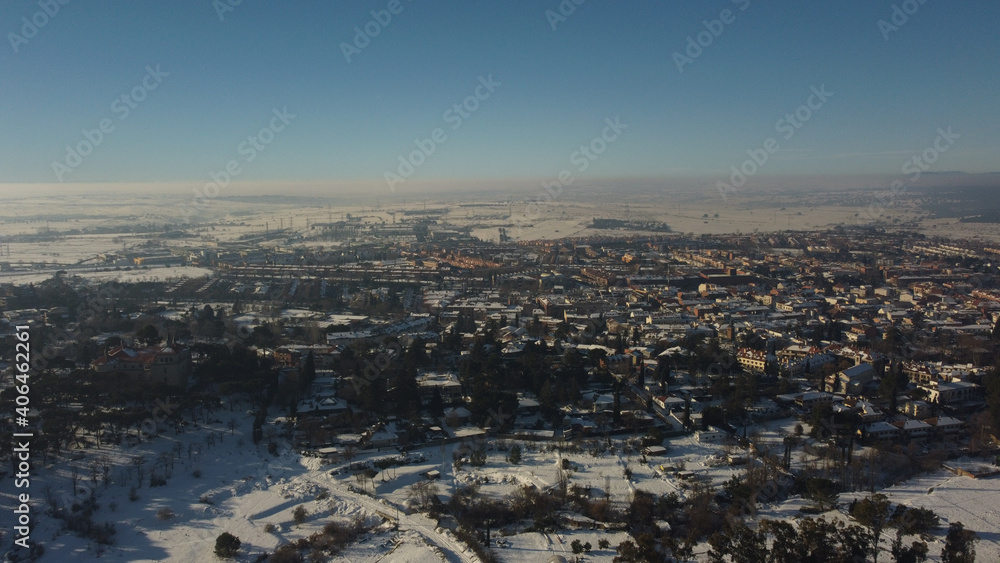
[90,345,191,387]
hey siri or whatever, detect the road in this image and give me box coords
[319,476,480,563]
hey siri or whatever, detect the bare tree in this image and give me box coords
[407,480,440,511]
[132,455,146,485]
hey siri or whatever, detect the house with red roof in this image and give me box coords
[90,344,191,387]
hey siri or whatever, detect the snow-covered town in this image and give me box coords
[3,221,1000,562]
[3,2,1000,560]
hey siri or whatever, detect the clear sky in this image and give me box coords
[2,0,998,191]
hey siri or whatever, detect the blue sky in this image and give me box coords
[1,0,998,191]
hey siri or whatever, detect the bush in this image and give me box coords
[156,508,175,521]
[508,445,522,464]
[92,521,116,546]
[128,487,140,502]
[267,545,303,562]
[452,526,499,563]
[641,427,663,447]
[571,539,584,554]
[149,474,167,487]
[193,468,202,478]
[599,538,611,549]
[293,505,308,526]
[200,495,215,505]
[470,447,487,467]
[214,532,241,558]
[264,522,277,533]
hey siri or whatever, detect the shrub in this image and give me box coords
[452,526,499,563]
[149,474,167,487]
[599,538,611,549]
[470,447,487,467]
[571,539,584,554]
[200,495,215,505]
[641,427,663,447]
[156,508,175,521]
[214,532,241,558]
[293,505,308,525]
[267,545,302,562]
[92,521,116,546]
[508,445,522,464]
[128,487,140,502]
[193,468,202,478]
[264,522,277,533]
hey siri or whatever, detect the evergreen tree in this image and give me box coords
[880,361,902,413]
[941,522,978,563]
[214,532,241,558]
[390,367,422,419]
[299,351,316,395]
[850,493,892,563]
[136,324,160,346]
[428,387,445,418]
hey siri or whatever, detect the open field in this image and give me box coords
[5,402,999,562]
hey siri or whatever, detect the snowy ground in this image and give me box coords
[4,406,1000,562]
[1,266,214,285]
[0,406,467,562]
[844,472,1000,561]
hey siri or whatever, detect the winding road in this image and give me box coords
[318,476,480,563]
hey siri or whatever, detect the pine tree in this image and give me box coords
[941,522,978,563]
[214,532,241,558]
[428,387,445,418]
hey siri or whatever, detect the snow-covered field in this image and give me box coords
[0,406,471,562]
[1,266,215,285]
[846,472,1000,561]
[4,405,1000,562]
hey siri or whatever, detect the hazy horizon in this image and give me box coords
[2,170,999,201]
